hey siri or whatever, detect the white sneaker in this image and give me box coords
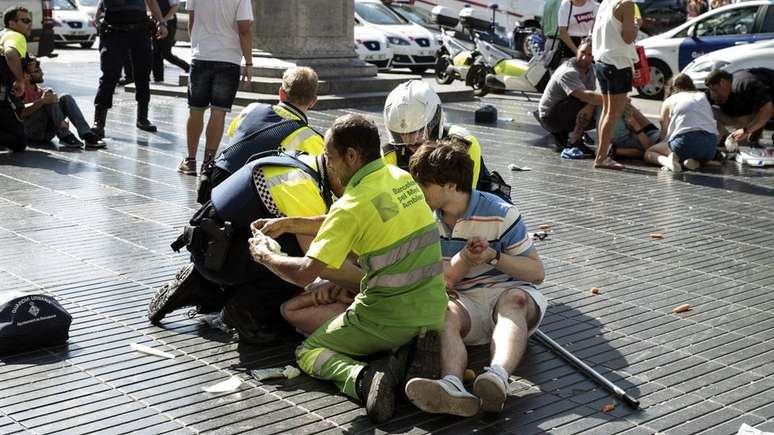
[473,371,508,413]
[683,159,700,171]
[405,377,480,417]
[657,153,682,173]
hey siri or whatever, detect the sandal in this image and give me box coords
[594,157,624,170]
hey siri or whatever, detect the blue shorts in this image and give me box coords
[669,130,718,161]
[187,60,241,112]
[613,128,661,150]
[594,62,632,95]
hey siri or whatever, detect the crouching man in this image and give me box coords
[250,114,448,423]
[404,142,546,416]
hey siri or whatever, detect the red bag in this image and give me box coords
[632,45,650,88]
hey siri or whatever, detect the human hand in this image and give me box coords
[251,218,288,239]
[305,280,354,305]
[731,128,748,142]
[461,237,491,266]
[42,90,58,104]
[248,236,273,263]
[11,80,24,97]
[156,23,168,39]
[242,64,252,85]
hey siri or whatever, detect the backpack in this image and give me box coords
[0,291,72,354]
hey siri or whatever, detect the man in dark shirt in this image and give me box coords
[705,68,774,148]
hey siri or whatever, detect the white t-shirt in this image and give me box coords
[558,0,599,37]
[187,0,254,65]
[663,91,718,140]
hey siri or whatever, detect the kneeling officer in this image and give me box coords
[147,150,361,343]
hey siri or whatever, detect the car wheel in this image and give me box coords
[637,58,670,100]
[410,66,428,75]
[80,41,94,49]
[435,55,454,85]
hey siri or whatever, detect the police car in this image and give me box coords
[638,0,774,99]
[52,0,97,48]
[355,0,439,74]
[355,18,394,71]
[683,38,774,89]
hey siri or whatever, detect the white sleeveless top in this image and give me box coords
[592,0,638,69]
[664,91,719,140]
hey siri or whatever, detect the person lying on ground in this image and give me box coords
[404,142,546,417]
[645,73,718,172]
[603,103,660,160]
[21,59,105,148]
[705,67,774,148]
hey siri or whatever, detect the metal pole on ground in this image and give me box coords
[534,329,640,409]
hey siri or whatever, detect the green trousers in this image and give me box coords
[296,308,443,399]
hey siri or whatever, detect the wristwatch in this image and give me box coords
[487,250,500,266]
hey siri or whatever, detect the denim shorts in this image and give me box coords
[668,130,718,161]
[594,62,632,95]
[187,60,241,112]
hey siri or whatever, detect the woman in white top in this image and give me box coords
[558,0,598,57]
[591,0,638,170]
[644,73,719,172]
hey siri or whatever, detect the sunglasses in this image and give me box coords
[16,18,32,24]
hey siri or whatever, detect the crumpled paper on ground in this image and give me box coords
[202,376,242,393]
[737,423,773,435]
[250,365,302,381]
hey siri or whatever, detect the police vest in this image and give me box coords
[215,104,321,175]
[210,152,332,229]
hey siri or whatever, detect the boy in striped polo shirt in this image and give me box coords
[405,141,547,416]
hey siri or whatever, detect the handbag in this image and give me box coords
[632,45,650,87]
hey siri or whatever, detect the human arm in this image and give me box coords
[22,89,57,118]
[4,47,25,96]
[250,237,328,288]
[615,0,638,44]
[165,3,178,22]
[251,215,327,238]
[570,89,604,106]
[295,234,363,290]
[144,0,168,38]
[188,10,194,36]
[558,26,578,55]
[557,1,578,54]
[732,101,774,141]
[659,99,672,142]
[237,20,253,84]
[484,246,545,285]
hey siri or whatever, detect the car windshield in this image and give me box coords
[78,0,99,6]
[53,0,77,10]
[355,2,409,25]
[393,5,431,26]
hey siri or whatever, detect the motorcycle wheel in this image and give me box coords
[435,56,454,85]
[469,64,490,97]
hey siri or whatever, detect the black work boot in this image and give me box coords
[148,263,204,323]
[136,103,157,132]
[356,355,401,424]
[404,330,442,383]
[91,107,108,140]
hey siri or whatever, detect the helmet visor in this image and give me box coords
[389,125,430,145]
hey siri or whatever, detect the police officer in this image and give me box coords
[193,66,322,203]
[382,80,512,203]
[147,151,362,344]
[92,0,168,140]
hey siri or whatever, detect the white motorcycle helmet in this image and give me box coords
[383,80,445,145]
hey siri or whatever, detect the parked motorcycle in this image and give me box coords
[469,33,549,97]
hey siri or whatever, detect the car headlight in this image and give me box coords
[387,36,409,46]
[684,60,730,74]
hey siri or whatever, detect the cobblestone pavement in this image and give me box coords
[0,48,773,434]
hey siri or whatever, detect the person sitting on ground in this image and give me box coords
[403,142,545,417]
[0,5,32,152]
[147,150,362,344]
[194,67,322,203]
[536,37,599,156]
[705,68,774,148]
[383,80,511,202]
[645,74,718,172]
[249,114,448,423]
[21,59,105,148]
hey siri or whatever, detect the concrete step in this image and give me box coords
[175,73,426,96]
[130,81,474,110]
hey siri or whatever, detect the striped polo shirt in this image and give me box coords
[437,189,535,290]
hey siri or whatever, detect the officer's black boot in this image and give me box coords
[91,107,108,140]
[136,103,157,133]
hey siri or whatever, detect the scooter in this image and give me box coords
[434,26,477,85]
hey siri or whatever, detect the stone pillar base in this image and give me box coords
[250,51,377,79]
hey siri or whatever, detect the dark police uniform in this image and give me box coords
[151,0,189,82]
[93,0,161,137]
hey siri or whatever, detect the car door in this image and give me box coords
[677,4,761,71]
[755,4,774,42]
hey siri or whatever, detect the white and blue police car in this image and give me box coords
[638,0,774,99]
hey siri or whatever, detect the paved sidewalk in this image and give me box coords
[0,49,773,434]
